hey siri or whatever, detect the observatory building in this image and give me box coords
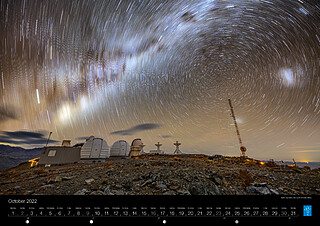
[129,138,145,157]
[38,140,81,165]
[80,136,110,162]
[39,136,111,165]
[110,140,130,157]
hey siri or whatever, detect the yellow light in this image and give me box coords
[28,157,40,167]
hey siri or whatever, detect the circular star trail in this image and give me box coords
[1,0,320,161]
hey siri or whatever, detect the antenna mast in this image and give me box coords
[228,99,246,158]
[45,132,52,147]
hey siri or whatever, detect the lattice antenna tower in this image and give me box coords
[228,99,247,157]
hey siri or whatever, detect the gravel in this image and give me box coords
[0,154,319,195]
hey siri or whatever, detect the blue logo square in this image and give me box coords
[303,205,312,216]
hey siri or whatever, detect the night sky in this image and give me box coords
[1,0,320,162]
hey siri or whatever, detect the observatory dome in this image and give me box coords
[110,140,130,157]
[131,138,143,147]
[80,136,110,162]
[129,138,145,157]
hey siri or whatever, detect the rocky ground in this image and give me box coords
[0,154,319,195]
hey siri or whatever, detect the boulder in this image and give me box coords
[40,184,54,190]
[239,169,254,186]
[89,190,105,195]
[163,190,176,195]
[141,179,152,187]
[156,183,168,190]
[247,185,272,195]
[13,186,21,193]
[54,176,62,183]
[188,182,221,195]
[270,189,279,195]
[85,178,94,185]
[176,189,191,195]
[103,186,114,195]
[209,173,224,185]
[62,177,73,181]
[23,190,35,195]
[255,186,271,195]
[74,188,90,195]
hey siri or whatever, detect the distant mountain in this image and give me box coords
[0,144,43,171]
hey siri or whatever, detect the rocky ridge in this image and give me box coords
[0,154,319,195]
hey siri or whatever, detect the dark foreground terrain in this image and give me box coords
[0,154,319,195]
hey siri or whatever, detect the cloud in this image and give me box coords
[3,131,44,139]
[0,105,18,122]
[159,135,172,138]
[76,136,90,140]
[0,130,59,146]
[110,123,161,136]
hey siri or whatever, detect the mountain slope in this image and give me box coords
[0,144,42,171]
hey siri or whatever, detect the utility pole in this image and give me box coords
[228,99,247,158]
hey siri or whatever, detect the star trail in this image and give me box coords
[0,0,320,161]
